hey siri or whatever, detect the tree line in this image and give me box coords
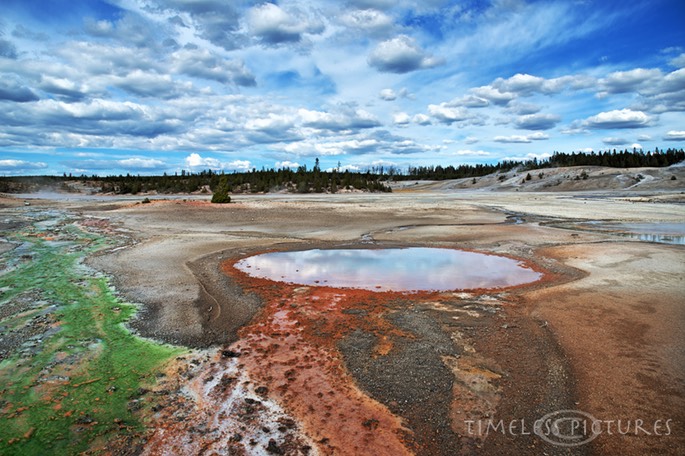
[1,148,682,194]
[399,148,684,180]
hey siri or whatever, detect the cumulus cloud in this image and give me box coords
[224,160,252,171]
[450,95,489,108]
[427,104,471,124]
[104,70,186,99]
[159,0,245,51]
[379,88,397,100]
[0,98,183,140]
[247,3,324,44]
[445,150,491,156]
[171,47,255,86]
[514,113,560,130]
[298,107,380,131]
[0,159,48,172]
[393,112,410,125]
[412,113,431,125]
[244,112,301,143]
[494,133,548,143]
[118,158,167,169]
[0,81,39,102]
[602,137,629,145]
[59,157,167,172]
[340,9,394,34]
[584,109,652,129]
[39,76,90,101]
[185,153,251,171]
[283,138,379,156]
[507,102,542,115]
[275,160,301,169]
[185,153,221,170]
[469,85,516,106]
[528,132,550,140]
[670,53,685,68]
[599,68,662,95]
[84,13,159,48]
[663,130,685,141]
[368,35,442,73]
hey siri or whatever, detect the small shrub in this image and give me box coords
[142,197,151,204]
[211,192,231,204]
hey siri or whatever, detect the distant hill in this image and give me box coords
[392,163,685,193]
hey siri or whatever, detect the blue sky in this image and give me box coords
[1,0,684,176]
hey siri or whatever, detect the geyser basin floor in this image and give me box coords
[235,247,542,292]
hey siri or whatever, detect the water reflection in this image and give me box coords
[235,248,542,292]
[576,222,685,245]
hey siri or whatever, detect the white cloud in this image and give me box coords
[118,158,167,169]
[528,132,549,140]
[602,137,629,145]
[340,9,393,33]
[494,135,533,143]
[184,153,250,171]
[0,159,48,171]
[446,150,491,156]
[297,108,380,131]
[670,53,685,68]
[663,130,685,141]
[393,112,410,125]
[225,160,252,171]
[427,104,471,124]
[599,68,662,94]
[379,88,396,100]
[186,153,221,169]
[584,109,652,129]
[284,138,380,156]
[171,47,255,86]
[368,35,442,73]
[247,3,324,44]
[275,161,301,169]
[412,113,431,125]
[514,113,560,130]
[494,133,548,143]
[469,85,516,106]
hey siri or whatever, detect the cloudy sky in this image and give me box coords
[1,0,684,176]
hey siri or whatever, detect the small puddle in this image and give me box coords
[558,221,685,245]
[235,247,542,292]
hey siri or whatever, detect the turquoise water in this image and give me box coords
[235,247,542,292]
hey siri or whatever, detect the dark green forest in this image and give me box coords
[400,147,684,180]
[1,148,683,195]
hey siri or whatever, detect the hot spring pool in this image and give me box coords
[235,247,542,292]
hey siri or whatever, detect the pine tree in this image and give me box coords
[211,176,231,203]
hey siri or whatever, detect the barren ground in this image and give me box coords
[2,186,683,455]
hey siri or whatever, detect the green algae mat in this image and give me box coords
[0,209,185,454]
